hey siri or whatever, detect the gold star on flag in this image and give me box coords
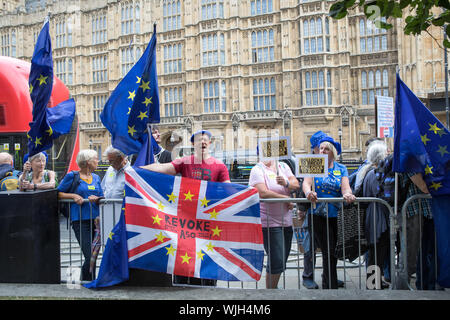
[127,107,131,115]
[29,84,33,94]
[157,202,165,211]
[211,225,222,237]
[197,250,205,260]
[155,232,166,243]
[429,181,442,191]
[137,111,148,121]
[165,244,176,256]
[437,145,449,157]
[152,213,162,225]
[206,242,215,252]
[136,76,141,83]
[108,232,114,240]
[208,209,219,219]
[184,190,194,201]
[424,165,433,175]
[37,74,48,85]
[429,123,441,135]
[142,97,153,107]
[139,80,150,92]
[200,197,210,207]
[34,136,42,147]
[181,252,192,264]
[167,192,177,203]
[128,125,137,137]
[421,134,431,146]
[437,128,447,138]
[128,90,136,101]
[46,126,53,136]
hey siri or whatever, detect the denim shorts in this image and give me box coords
[262,227,293,274]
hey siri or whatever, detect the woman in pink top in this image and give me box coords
[249,159,299,289]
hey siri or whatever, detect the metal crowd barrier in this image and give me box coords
[60,196,417,291]
[59,195,437,290]
[396,193,438,291]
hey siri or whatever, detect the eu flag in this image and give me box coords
[127,24,160,143]
[393,73,450,287]
[84,200,129,289]
[393,74,450,195]
[27,18,76,157]
[101,25,159,155]
[133,131,161,167]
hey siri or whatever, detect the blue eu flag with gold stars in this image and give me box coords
[393,74,450,195]
[101,24,159,155]
[127,24,160,143]
[27,17,75,157]
[393,73,450,287]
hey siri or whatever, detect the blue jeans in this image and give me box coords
[262,227,293,274]
[302,213,318,280]
[72,219,96,281]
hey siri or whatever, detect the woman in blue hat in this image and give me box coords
[302,136,356,289]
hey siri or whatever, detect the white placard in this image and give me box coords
[376,95,394,138]
[295,154,328,178]
[257,136,292,161]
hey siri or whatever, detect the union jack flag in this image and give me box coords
[124,167,264,281]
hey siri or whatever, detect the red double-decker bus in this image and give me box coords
[0,56,79,178]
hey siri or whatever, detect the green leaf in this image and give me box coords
[344,0,357,9]
[329,2,349,19]
[433,17,445,26]
[444,38,450,48]
[446,24,450,37]
[438,0,450,10]
[399,0,411,9]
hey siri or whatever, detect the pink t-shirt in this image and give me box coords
[249,161,294,228]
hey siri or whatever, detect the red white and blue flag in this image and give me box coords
[124,167,264,281]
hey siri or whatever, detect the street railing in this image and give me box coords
[60,196,440,290]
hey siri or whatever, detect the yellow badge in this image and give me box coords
[333,170,341,176]
[268,172,277,180]
[88,185,95,190]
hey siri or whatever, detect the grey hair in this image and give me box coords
[76,149,98,168]
[103,146,125,159]
[319,141,338,161]
[29,152,46,163]
[367,141,388,165]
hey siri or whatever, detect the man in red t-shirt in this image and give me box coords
[141,130,230,286]
[141,129,230,183]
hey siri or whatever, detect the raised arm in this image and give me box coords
[140,162,177,176]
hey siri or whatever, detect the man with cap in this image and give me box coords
[142,129,230,183]
[141,129,230,286]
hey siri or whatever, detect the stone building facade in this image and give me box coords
[0,0,447,162]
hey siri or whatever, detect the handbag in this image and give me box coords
[335,203,368,262]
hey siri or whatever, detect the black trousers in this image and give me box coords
[366,230,390,289]
[72,219,96,281]
[312,215,338,289]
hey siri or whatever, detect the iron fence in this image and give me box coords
[62,196,440,291]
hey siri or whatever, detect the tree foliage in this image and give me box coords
[329,0,450,48]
